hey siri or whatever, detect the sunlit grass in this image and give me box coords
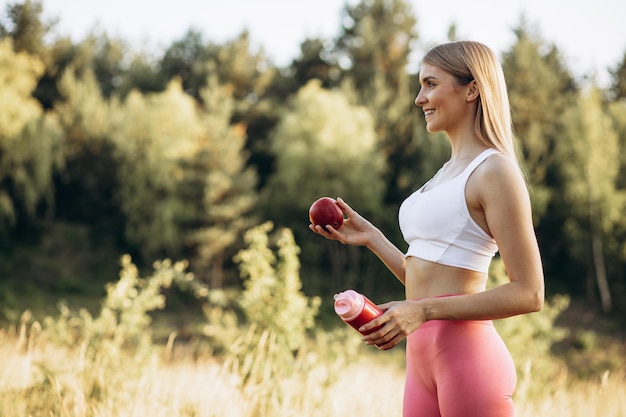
[515,369,626,417]
[0,318,623,417]
[1,249,622,416]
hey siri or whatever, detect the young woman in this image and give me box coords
[310,41,544,417]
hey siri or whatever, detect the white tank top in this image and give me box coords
[398,149,499,273]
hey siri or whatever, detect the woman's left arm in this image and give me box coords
[467,153,546,316]
[361,154,545,350]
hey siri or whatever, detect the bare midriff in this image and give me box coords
[405,256,488,300]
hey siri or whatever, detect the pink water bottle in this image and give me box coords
[334,289,383,336]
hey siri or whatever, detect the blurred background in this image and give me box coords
[0,1,624,415]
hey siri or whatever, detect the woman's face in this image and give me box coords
[415,63,473,134]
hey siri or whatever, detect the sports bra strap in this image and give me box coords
[463,148,498,176]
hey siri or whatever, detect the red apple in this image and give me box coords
[309,197,344,230]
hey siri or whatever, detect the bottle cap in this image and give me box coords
[333,289,364,321]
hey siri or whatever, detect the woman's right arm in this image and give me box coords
[309,198,407,284]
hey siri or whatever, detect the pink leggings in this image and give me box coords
[404,319,516,417]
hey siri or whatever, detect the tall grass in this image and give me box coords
[0,321,624,417]
[1,223,624,416]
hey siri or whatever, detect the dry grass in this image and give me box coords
[0,320,623,417]
[515,369,626,417]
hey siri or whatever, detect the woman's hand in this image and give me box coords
[309,198,377,247]
[359,300,427,350]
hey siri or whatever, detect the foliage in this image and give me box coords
[111,76,258,275]
[185,74,258,287]
[112,80,208,259]
[0,0,53,57]
[0,38,63,234]
[265,79,383,203]
[206,221,325,414]
[555,86,624,311]
[262,79,388,291]
[0,38,43,137]
[0,9,624,415]
[1,0,626,313]
[160,29,275,104]
[335,0,425,206]
[609,50,626,100]
[52,65,121,230]
[235,222,320,349]
[43,255,189,360]
[336,0,417,89]
[26,255,194,412]
[502,24,577,221]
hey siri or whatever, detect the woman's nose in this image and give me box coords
[415,90,425,106]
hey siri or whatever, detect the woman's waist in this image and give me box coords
[405,256,487,299]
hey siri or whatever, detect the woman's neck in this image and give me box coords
[447,135,488,162]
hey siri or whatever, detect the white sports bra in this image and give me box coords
[398,149,499,273]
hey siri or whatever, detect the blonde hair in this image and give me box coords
[423,41,520,166]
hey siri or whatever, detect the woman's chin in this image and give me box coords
[425,124,439,133]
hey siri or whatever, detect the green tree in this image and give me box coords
[86,33,130,98]
[502,22,578,221]
[502,23,580,294]
[160,30,275,102]
[609,50,626,100]
[0,38,62,236]
[556,86,623,312]
[185,75,258,288]
[160,29,278,192]
[0,38,42,137]
[0,0,63,109]
[120,53,168,96]
[608,99,626,305]
[112,79,208,260]
[113,77,258,286]
[263,79,387,293]
[37,28,134,111]
[50,33,133,99]
[0,0,54,57]
[275,37,342,101]
[159,29,209,97]
[335,0,416,92]
[53,66,121,231]
[335,0,422,205]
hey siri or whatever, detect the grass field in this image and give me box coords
[1,248,623,416]
[0,317,624,417]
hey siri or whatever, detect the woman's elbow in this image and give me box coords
[530,289,544,312]
[527,284,545,313]
[515,277,544,314]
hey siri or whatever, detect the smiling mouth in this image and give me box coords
[424,109,435,118]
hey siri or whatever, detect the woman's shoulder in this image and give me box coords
[472,151,528,197]
[481,151,522,177]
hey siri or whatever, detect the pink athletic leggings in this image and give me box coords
[403,319,516,417]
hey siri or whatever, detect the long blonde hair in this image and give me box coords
[423,41,520,166]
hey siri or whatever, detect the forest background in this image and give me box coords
[0,0,625,415]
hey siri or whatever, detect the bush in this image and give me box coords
[40,255,196,406]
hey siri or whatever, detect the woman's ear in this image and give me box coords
[466,80,480,102]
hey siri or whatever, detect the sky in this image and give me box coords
[4,0,626,86]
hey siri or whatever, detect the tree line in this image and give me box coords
[1,0,626,315]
